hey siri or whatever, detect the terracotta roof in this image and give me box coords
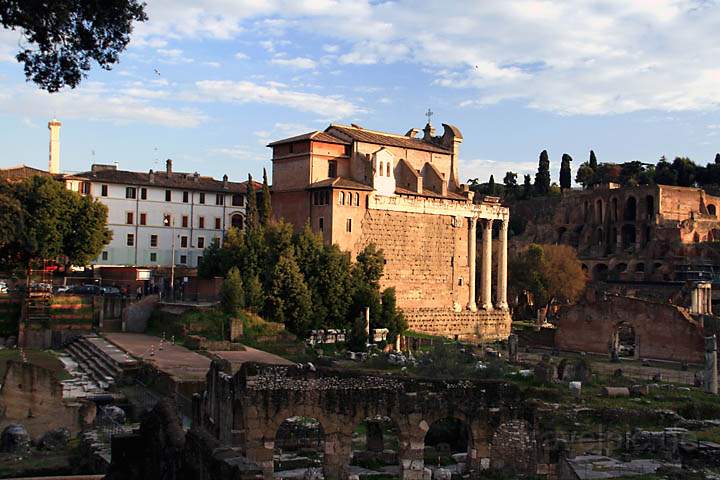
[67,168,260,194]
[0,165,54,182]
[395,186,467,201]
[307,177,373,191]
[267,131,350,147]
[326,124,452,154]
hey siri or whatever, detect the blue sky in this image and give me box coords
[2,0,720,185]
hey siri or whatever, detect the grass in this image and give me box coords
[0,349,71,381]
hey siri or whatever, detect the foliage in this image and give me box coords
[246,173,259,231]
[220,267,245,315]
[534,150,551,195]
[0,0,147,92]
[522,174,532,199]
[487,174,496,195]
[268,251,313,336]
[509,243,586,313]
[560,153,572,189]
[258,168,272,226]
[378,288,407,344]
[0,176,110,272]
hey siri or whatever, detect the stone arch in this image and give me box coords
[592,263,608,281]
[386,162,391,177]
[581,263,589,275]
[349,416,400,476]
[621,224,636,248]
[593,227,603,246]
[231,213,244,229]
[611,262,628,280]
[274,416,325,477]
[710,228,720,241]
[635,262,645,273]
[611,197,619,222]
[645,195,655,218]
[624,196,637,221]
[595,199,604,224]
[608,226,618,254]
[709,204,717,217]
[424,417,472,474]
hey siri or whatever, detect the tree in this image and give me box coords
[671,157,697,187]
[560,154,572,190]
[258,168,272,226]
[503,171,517,198]
[715,153,720,165]
[487,175,496,195]
[354,243,385,287]
[379,287,407,344]
[221,267,245,315]
[243,273,264,313]
[198,237,225,278]
[534,150,551,195]
[589,150,598,170]
[522,174,532,199]
[575,164,595,189]
[268,252,312,336]
[654,156,678,185]
[0,0,147,92]
[245,173,259,231]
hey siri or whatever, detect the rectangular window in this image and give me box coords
[150,252,157,262]
[101,251,108,261]
[165,189,171,201]
[126,212,134,224]
[346,218,352,233]
[180,254,187,264]
[289,143,295,153]
[344,144,352,156]
[125,187,136,199]
[199,192,205,204]
[101,184,108,197]
[183,191,189,203]
[126,233,134,246]
[197,255,203,265]
[232,193,243,206]
[215,193,224,205]
[328,160,337,178]
[80,182,90,195]
[215,217,221,229]
[163,214,171,227]
[197,237,205,249]
[319,217,324,232]
[150,234,158,247]
[180,236,188,248]
[199,216,205,229]
[140,187,147,200]
[182,215,189,228]
[140,213,147,225]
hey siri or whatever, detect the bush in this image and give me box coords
[221,266,244,314]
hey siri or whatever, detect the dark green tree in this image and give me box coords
[671,157,697,187]
[487,175,496,195]
[589,150,598,170]
[522,174,532,199]
[379,287,407,344]
[654,156,678,185]
[354,243,384,287]
[221,267,245,315]
[198,237,225,278]
[503,171,517,198]
[575,164,595,189]
[0,0,147,92]
[534,150,551,195]
[560,154,572,190]
[245,173,259,231]
[715,153,720,165]
[258,168,272,226]
[243,273,264,313]
[268,251,312,336]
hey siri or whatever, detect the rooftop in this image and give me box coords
[306,177,374,191]
[327,124,453,154]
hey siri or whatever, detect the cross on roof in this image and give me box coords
[425,108,434,124]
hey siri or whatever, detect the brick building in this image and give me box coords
[269,122,511,341]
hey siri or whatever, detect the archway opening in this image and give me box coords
[595,199,603,224]
[611,197,619,221]
[611,263,627,280]
[709,204,717,217]
[349,417,400,478]
[613,323,637,358]
[557,227,567,244]
[424,417,470,475]
[274,416,325,478]
[621,224,636,248]
[635,262,645,273]
[592,264,608,281]
[624,196,637,221]
[231,213,244,230]
[645,195,655,218]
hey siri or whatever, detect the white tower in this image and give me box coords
[48,118,61,174]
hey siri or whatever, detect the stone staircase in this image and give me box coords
[24,291,52,324]
[65,334,139,389]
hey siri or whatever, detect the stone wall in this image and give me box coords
[555,291,705,363]
[403,309,511,342]
[489,420,537,474]
[122,294,158,332]
[0,361,95,438]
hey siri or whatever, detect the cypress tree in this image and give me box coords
[488,174,495,195]
[245,173,258,231]
[258,168,272,226]
[715,153,720,165]
[534,150,551,195]
[589,150,598,170]
[268,251,312,336]
[560,154,572,190]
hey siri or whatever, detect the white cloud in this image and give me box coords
[203,61,222,68]
[195,80,362,118]
[269,56,317,70]
[323,44,340,53]
[234,51,249,60]
[156,48,194,64]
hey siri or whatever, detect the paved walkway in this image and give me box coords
[211,346,293,372]
[104,333,211,382]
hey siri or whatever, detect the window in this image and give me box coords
[232,193,243,206]
[199,216,205,228]
[379,161,384,176]
[215,193,224,205]
[150,252,157,262]
[197,237,205,249]
[101,184,108,197]
[387,162,391,177]
[126,212,134,224]
[126,233,134,246]
[339,191,345,205]
[199,192,205,204]
[328,160,337,178]
[231,214,244,229]
[344,145,351,156]
[179,254,187,264]
[215,217,221,229]
[141,187,147,200]
[125,187,136,199]
[289,143,294,153]
[150,235,158,247]
[182,215,189,228]
[79,182,90,194]
[354,192,360,206]
[163,214,172,227]
[319,217,324,232]
[197,256,203,265]
[140,213,147,225]
[182,191,189,203]
[165,190,171,201]
[180,236,188,248]
[312,190,330,206]
[346,218,352,232]
[101,251,108,261]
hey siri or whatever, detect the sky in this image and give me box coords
[2,0,720,185]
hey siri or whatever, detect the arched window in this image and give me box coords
[339,191,345,205]
[231,214,244,229]
[354,192,360,206]
[386,162,391,177]
[709,204,717,217]
[378,161,384,176]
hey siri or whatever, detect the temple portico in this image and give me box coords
[467,215,509,313]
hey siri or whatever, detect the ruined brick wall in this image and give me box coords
[489,420,537,475]
[403,309,511,342]
[555,293,705,363]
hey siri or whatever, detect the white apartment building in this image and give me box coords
[64,160,257,269]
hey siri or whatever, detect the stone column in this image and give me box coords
[496,220,509,310]
[467,217,477,311]
[481,219,493,311]
[324,431,352,480]
[691,287,699,314]
[706,335,718,395]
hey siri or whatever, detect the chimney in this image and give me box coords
[166,159,173,175]
[149,169,155,183]
[222,174,228,188]
[193,172,199,182]
[48,118,62,174]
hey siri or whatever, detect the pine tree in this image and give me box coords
[560,154,572,190]
[245,173,258,231]
[715,153,720,165]
[268,252,312,335]
[258,168,272,226]
[589,150,598,170]
[221,266,245,314]
[534,150,551,195]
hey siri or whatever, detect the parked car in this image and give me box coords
[101,286,121,295]
[0,282,7,294]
